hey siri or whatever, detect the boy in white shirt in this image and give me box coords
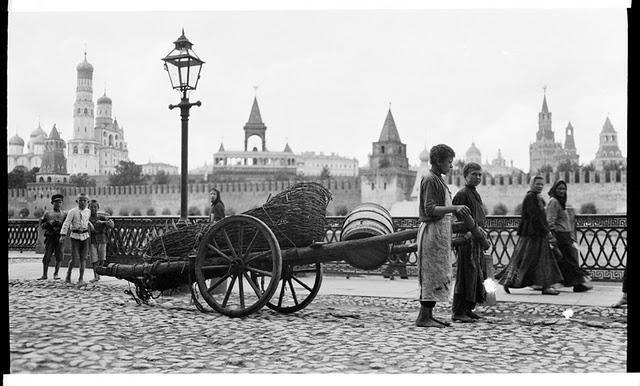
[60,193,93,286]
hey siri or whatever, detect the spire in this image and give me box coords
[284,143,292,153]
[49,124,61,140]
[564,121,576,150]
[378,108,401,142]
[218,142,225,152]
[602,116,616,133]
[541,95,549,113]
[247,96,264,125]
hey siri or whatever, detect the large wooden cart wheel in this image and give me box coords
[263,263,323,314]
[194,214,282,317]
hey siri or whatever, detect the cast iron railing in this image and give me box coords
[8,214,626,281]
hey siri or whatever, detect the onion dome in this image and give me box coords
[76,52,94,73]
[97,92,112,105]
[419,147,430,163]
[30,123,48,143]
[9,134,24,146]
[466,142,481,157]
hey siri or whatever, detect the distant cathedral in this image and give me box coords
[67,52,129,175]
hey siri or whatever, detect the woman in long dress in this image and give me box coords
[546,179,592,292]
[415,144,471,328]
[496,176,563,295]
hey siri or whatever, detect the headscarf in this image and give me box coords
[209,188,222,206]
[528,176,544,193]
[548,179,567,209]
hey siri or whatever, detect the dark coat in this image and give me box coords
[517,191,550,237]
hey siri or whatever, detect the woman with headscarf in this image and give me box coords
[496,176,564,295]
[546,180,592,292]
[209,188,226,222]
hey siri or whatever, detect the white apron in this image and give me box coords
[417,190,453,302]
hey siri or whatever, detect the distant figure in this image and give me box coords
[88,200,114,283]
[382,253,409,280]
[38,194,67,280]
[497,176,563,295]
[60,193,93,287]
[451,162,488,323]
[415,144,471,328]
[612,266,627,308]
[546,180,592,292]
[209,188,226,222]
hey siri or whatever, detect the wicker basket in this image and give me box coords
[143,182,332,262]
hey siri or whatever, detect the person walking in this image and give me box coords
[612,266,627,308]
[496,176,563,295]
[451,162,490,323]
[546,180,592,292]
[38,194,67,280]
[88,199,114,283]
[60,193,93,287]
[415,144,471,328]
[209,188,226,222]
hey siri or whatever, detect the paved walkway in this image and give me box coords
[8,251,628,374]
[9,251,624,307]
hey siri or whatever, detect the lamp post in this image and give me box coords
[162,29,204,225]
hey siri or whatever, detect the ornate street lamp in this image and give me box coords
[162,29,204,225]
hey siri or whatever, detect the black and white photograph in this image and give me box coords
[5,0,633,381]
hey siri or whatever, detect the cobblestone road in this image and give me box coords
[9,279,627,373]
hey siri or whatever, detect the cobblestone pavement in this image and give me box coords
[9,279,627,373]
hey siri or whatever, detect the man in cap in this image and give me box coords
[38,194,67,280]
[60,192,94,286]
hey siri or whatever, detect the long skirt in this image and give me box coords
[553,231,590,287]
[417,217,453,302]
[496,235,563,288]
[452,240,486,312]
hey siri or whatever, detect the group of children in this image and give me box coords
[38,192,114,287]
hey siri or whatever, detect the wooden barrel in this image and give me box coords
[340,203,394,270]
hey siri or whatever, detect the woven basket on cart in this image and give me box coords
[143,182,332,262]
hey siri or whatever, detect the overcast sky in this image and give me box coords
[7,4,628,172]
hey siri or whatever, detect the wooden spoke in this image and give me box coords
[238,225,244,260]
[207,272,232,294]
[222,229,239,260]
[222,274,237,308]
[243,230,259,260]
[207,243,233,263]
[245,250,271,265]
[242,272,263,298]
[277,279,286,307]
[246,266,273,277]
[238,274,245,309]
[288,279,299,305]
[291,275,314,292]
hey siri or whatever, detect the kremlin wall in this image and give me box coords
[7,169,626,217]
